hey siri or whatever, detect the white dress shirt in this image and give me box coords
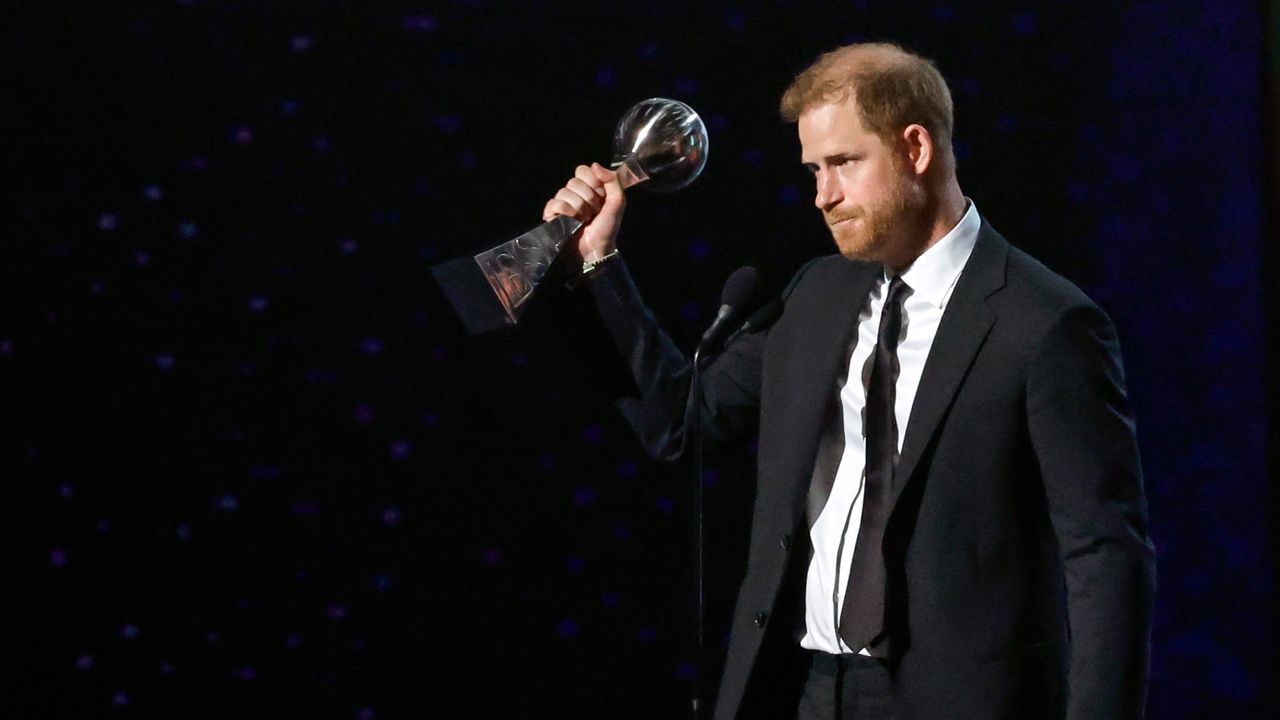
[801,201,981,655]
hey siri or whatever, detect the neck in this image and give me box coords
[884,178,966,273]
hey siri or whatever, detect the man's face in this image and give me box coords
[797,100,925,264]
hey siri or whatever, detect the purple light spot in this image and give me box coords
[354,403,375,424]
[359,337,383,356]
[434,115,461,135]
[177,221,198,239]
[457,149,476,169]
[617,458,639,479]
[206,631,219,644]
[702,467,719,488]
[304,368,338,384]
[431,345,448,362]
[381,507,401,526]
[572,487,595,508]
[637,626,658,644]
[250,465,281,480]
[232,126,253,145]
[90,280,104,296]
[482,548,502,566]
[112,691,129,707]
[372,574,392,592]
[289,501,320,517]
[638,41,660,61]
[594,65,617,88]
[247,295,269,313]
[582,424,604,446]
[120,623,139,639]
[154,353,175,372]
[176,522,190,540]
[281,99,299,116]
[932,4,954,22]
[135,251,150,267]
[313,135,331,154]
[673,76,699,97]
[655,496,675,515]
[213,494,239,512]
[742,148,764,169]
[601,591,621,608]
[159,661,174,675]
[340,238,358,254]
[235,666,256,681]
[326,602,347,621]
[403,14,435,32]
[97,213,118,231]
[290,34,313,52]
[0,339,12,355]
[725,8,746,30]
[357,708,377,720]
[675,661,695,681]
[75,654,94,670]
[537,451,555,473]
[422,411,440,427]
[285,633,302,649]
[556,619,579,638]
[58,484,73,498]
[143,184,163,201]
[687,238,712,260]
[510,351,527,367]
[1012,11,1037,37]
[49,548,67,566]
[612,524,631,541]
[678,302,702,323]
[566,556,585,574]
[389,439,412,460]
[778,184,802,206]
[97,517,110,534]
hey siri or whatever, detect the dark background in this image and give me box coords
[6,1,1275,718]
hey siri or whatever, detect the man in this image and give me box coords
[543,43,1155,720]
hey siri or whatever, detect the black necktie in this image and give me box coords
[837,274,908,652]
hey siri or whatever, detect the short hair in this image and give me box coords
[780,42,955,169]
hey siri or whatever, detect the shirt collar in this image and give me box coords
[891,199,980,309]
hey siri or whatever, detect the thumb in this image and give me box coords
[591,162,625,220]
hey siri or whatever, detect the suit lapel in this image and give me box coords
[764,257,880,528]
[889,222,1008,515]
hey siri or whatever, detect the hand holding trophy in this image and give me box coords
[432,98,709,334]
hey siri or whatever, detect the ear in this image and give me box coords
[900,124,933,176]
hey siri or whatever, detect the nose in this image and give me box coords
[814,169,841,211]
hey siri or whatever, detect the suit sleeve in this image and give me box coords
[1026,303,1156,720]
[585,257,771,461]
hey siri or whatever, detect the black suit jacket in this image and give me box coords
[588,219,1156,720]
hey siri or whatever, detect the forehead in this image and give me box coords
[797,100,879,160]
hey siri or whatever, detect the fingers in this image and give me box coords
[590,162,623,205]
[543,164,607,222]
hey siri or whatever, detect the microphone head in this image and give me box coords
[720,266,760,309]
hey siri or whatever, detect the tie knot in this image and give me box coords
[885,274,909,306]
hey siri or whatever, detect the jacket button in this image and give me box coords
[779,534,791,551]
[754,611,768,628]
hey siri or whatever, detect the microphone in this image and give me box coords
[696,266,760,359]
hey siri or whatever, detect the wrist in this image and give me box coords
[582,248,620,276]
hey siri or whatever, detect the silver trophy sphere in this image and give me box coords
[432,98,709,335]
[611,98,709,193]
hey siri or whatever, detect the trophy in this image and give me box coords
[432,98,709,334]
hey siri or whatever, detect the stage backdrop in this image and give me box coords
[7,1,1273,717]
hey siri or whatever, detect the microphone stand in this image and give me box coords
[688,346,708,720]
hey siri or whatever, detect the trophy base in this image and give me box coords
[431,256,516,335]
[431,215,583,335]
